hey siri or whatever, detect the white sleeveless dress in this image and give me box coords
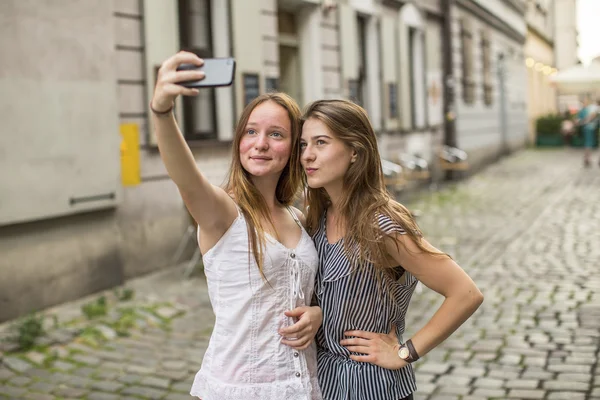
[190,207,322,400]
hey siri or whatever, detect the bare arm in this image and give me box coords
[340,233,483,370]
[151,51,237,234]
[386,234,483,359]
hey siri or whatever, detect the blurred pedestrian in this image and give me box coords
[561,110,575,146]
[577,97,599,167]
[299,100,484,400]
[151,51,322,400]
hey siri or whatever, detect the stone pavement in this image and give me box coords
[0,148,599,400]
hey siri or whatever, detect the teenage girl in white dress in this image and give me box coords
[151,51,323,400]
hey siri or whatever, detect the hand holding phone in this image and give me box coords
[176,58,236,88]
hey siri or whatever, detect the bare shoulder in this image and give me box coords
[290,206,307,228]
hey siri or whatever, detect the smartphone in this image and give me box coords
[176,58,236,88]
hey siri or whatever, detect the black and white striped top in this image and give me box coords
[313,211,418,400]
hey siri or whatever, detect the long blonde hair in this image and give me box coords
[301,100,447,273]
[225,93,302,278]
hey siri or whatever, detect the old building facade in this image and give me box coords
[448,0,529,166]
[0,0,537,320]
[524,0,558,141]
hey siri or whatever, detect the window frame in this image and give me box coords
[481,30,493,106]
[460,18,475,105]
[178,0,218,141]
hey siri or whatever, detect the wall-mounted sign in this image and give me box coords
[266,77,279,92]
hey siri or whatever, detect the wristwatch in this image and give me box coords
[397,339,420,363]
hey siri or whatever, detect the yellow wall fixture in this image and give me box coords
[120,123,141,186]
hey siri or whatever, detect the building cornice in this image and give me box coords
[526,23,554,48]
[381,0,404,10]
[503,0,527,14]
[456,0,526,44]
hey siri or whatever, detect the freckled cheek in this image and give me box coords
[239,138,253,155]
[271,142,292,161]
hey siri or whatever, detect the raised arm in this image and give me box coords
[151,51,237,236]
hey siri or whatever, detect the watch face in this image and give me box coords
[398,347,410,360]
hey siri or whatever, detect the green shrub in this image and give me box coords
[536,114,563,136]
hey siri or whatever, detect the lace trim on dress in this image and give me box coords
[190,372,322,400]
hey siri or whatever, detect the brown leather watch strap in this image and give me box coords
[406,339,420,362]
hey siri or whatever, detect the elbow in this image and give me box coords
[469,286,484,311]
[453,283,483,313]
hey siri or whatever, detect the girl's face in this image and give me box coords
[300,118,355,190]
[239,101,292,179]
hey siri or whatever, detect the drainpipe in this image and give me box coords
[441,0,457,180]
[441,0,456,148]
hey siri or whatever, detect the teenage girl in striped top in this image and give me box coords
[299,99,484,400]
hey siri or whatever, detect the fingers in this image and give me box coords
[349,354,375,363]
[159,68,204,88]
[281,325,312,342]
[340,337,370,347]
[344,345,370,354]
[162,51,203,71]
[153,51,203,107]
[284,306,308,318]
[160,83,199,98]
[281,335,311,349]
[280,318,309,335]
[344,330,376,340]
[169,69,206,84]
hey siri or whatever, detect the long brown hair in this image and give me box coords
[225,93,302,278]
[301,99,447,274]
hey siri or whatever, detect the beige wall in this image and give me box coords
[452,1,529,160]
[0,0,478,322]
[0,0,232,322]
[554,0,578,70]
[0,1,121,226]
[525,30,557,141]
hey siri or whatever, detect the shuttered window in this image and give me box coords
[460,18,475,104]
[481,30,493,106]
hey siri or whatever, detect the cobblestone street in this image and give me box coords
[1,148,599,400]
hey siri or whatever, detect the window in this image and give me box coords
[278,10,302,104]
[481,30,493,105]
[355,15,368,107]
[408,26,426,128]
[388,83,398,119]
[409,27,417,126]
[178,0,217,141]
[460,18,475,104]
[398,3,426,129]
